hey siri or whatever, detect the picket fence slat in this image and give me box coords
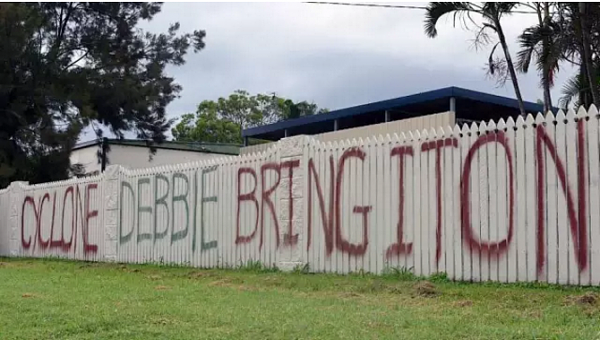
[588,107,600,285]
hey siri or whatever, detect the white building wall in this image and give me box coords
[70,145,101,174]
[241,111,454,155]
[70,144,231,175]
[105,144,229,170]
[314,111,454,142]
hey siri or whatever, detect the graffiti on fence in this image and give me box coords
[12,112,594,281]
[21,183,98,254]
[119,166,219,253]
[304,123,589,275]
[236,159,301,249]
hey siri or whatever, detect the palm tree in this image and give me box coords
[559,73,584,108]
[578,3,600,106]
[558,63,600,109]
[532,3,600,110]
[516,3,562,113]
[424,2,526,116]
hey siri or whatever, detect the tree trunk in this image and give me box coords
[543,78,552,113]
[580,2,599,107]
[495,19,527,116]
[580,62,591,109]
[542,3,552,113]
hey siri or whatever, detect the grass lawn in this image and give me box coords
[1,258,600,339]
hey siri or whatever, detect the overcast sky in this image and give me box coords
[80,2,576,142]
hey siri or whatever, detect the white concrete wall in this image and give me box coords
[314,111,454,142]
[241,111,454,155]
[70,144,231,175]
[4,107,600,286]
[70,145,101,174]
[0,187,10,256]
[106,144,228,170]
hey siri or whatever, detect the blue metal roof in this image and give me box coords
[242,86,551,139]
[74,138,240,155]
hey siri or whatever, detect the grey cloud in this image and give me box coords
[79,3,577,142]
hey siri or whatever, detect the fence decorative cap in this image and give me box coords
[497,118,506,130]
[525,113,535,124]
[577,105,589,119]
[477,121,487,133]
[506,116,516,128]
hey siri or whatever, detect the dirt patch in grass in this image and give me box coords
[237,285,259,292]
[188,271,214,279]
[151,317,179,326]
[454,300,473,307]
[523,310,543,319]
[205,278,259,292]
[77,262,107,269]
[576,292,598,305]
[154,285,170,291]
[339,291,364,299]
[118,265,140,273]
[209,279,233,287]
[565,292,599,306]
[413,281,438,297]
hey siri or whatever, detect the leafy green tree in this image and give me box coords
[172,90,327,143]
[0,3,205,187]
[172,108,242,144]
[278,99,329,120]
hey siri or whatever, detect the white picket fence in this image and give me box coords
[2,107,600,285]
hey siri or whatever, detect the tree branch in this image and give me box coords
[62,51,89,71]
[50,3,75,61]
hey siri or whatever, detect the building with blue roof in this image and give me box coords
[242,86,553,145]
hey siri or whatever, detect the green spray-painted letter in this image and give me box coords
[193,166,219,252]
[201,166,218,251]
[137,178,153,243]
[120,181,135,244]
[154,174,169,243]
[171,172,189,244]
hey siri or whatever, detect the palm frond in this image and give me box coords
[480,2,518,21]
[516,25,544,73]
[487,42,501,75]
[559,74,583,110]
[471,23,494,51]
[538,32,564,88]
[485,55,509,87]
[495,2,519,17]
[424,2,475,38]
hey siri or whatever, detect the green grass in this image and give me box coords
[1,258,600,340]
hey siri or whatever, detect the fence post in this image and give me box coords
[103,165,121,262]
[277,135,307,271]
[0,190,7,256]
[8,181,28,257]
